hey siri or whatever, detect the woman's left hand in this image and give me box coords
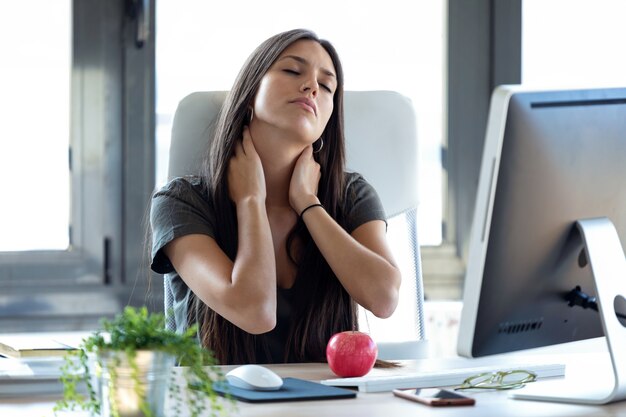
[289,145,321,215]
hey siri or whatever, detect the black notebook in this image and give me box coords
[213,377,356,403]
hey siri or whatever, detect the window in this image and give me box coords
[0,1,155,331]
[156,0,445,246]
[522,0,626,87]
[0,1,71,251]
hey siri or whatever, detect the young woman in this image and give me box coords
[150,29,401,364]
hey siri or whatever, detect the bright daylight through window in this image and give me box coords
[0,1,71,251]
[522,0,626,88]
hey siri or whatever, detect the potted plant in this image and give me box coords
[54,306,229,417]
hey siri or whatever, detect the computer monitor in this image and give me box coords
[456,85,626,403]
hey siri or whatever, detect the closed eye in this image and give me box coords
[283,68,332,93]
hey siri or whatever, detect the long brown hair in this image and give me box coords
[194,29,356,364]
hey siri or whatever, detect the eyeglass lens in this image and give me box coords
[458,370,537,390]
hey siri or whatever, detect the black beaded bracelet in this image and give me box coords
[300,203,324,219]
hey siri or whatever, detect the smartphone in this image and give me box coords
[393,388,475,406]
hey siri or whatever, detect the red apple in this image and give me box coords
[326,331,378,377]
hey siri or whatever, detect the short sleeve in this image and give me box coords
[150,176,216,274]
[343,173,387,233]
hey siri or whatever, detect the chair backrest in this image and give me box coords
[166,91,426,358]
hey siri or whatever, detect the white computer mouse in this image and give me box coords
[225,364,284,391]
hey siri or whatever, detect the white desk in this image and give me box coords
[2,338,625,416]
[2,366,626,416]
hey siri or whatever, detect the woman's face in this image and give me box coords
[252,39,337,143]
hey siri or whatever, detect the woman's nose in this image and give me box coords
[300,79,318,97]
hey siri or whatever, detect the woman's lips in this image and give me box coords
[291,97,317,115]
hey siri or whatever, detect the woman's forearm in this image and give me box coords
[301,206,401,318]
[230,197,277,330]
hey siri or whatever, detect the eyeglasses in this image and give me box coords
[455,370,537,391]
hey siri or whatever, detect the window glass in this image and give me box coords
[522,0,626,88]
[156,0,445,245]
[0,1,71,251]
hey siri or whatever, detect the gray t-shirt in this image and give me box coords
[150,172,386,362]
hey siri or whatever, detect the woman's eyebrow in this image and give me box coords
[279,55,336,78]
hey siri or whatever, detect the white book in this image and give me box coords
[0,335,75,359]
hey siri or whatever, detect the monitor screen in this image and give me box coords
[457,85,626,358]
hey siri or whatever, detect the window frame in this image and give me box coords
[0,0,158,331]
[421,0,522,299]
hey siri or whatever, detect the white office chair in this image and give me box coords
[166,90,427,359]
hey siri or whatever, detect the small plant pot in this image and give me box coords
[96,350,176,417]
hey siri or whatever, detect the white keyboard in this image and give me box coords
[320,362,565,393]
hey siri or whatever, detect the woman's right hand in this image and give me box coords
[228,126,266,205]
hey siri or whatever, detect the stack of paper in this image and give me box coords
[0,333,81,398]
[0,357,69,397]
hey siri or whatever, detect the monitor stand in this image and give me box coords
[511,217,626,404]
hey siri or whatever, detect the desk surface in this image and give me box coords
[2,354,626,417]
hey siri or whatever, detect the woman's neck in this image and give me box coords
[249,122,306,209]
